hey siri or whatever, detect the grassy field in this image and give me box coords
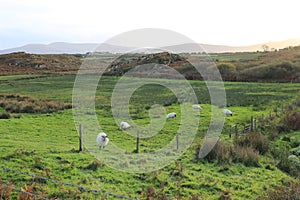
[0,74,299,199]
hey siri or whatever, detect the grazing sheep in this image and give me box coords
[223,109,233,116]
[166,112,176,119]
[96,132,109,149]
[192,104,203,110]
[120,121,131,130]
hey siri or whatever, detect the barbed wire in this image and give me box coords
[0,166,135,199]
[0,182,48,200]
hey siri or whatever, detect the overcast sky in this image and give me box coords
[1,0,300,50]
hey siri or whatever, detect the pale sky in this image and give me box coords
[1,0,300,50]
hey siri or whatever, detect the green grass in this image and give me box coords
[208,52,265,62]
[0,74,46,81]
[0,74,299,199]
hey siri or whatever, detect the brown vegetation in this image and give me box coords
[0,94,72,116]
[236,132,269,155]
[0,52,81,75]
[257,179,300,200]
[197,140,260,167]
[1,46,300,82]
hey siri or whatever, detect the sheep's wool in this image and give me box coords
[96,132,109,148]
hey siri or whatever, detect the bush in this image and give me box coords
[234,145,259,167]
[0,93,71,114]
[217,62,237,81]
[22,104,36,113]
[237,132,269,155]
[141,185,168,200]
[0,112,11,119]
[274,145,300,177]
[237,61,298,82]
[291,146,300,156]
[4,101,21,113]
[198,140,259,167]
[280,111,300,131]
[257,180,300,200]
[267,131,278,140]
[204,140,233,164]
[288,155,300,168]
[0,181,13,199]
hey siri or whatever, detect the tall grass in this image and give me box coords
[278,111,300,132]
[236,132,269,155]
[0,94,72,114]
[197,139,259,167]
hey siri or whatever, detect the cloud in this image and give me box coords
[0,0,300,49]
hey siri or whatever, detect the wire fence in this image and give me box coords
[0,182,48,200]
[226,103,295,141]
[0,166,135,200]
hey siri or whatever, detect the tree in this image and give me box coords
[262,44,270,52]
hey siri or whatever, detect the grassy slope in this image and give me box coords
[0,74,299,199]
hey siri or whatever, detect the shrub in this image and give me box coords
[295,94,300,106]
[4,101,21,113]
[0,181,13,199]
[274,145,300,177]
[0,112,11,119]
[291,146,300,156]
[22,104,36,113]
[234,145,259,167]
[267,131,278,140]
[288,155,300,168]
[202,140,233,164]
[219,188,232,200]
[141,185,168,200]
[257,180,300,200]
[280,111,300,131]
[237,132,269,154]
[0,93,71,114]
[198,140,259,167]
[217,62,237,81]
[237,61,297,82]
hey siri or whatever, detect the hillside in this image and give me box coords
[1,46,300,82]
[0,52,81,75]
[103,46,300,82]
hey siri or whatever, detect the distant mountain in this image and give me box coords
[1,38,300,54]
[164,38,300,53]
[0,42,132,54]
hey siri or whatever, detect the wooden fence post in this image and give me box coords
[136,131,140,153]
[254,118,256,130]
[176,133,179,150]
[79,124,83,152]
[261,114,264,126]
[235,125,238,147]
[250,116,254,131]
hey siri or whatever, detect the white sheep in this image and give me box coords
[223,109,233,116]
[192,104,203,110]
[120,121,131,130]
[166,112,176,119]
[96,132,109,149]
